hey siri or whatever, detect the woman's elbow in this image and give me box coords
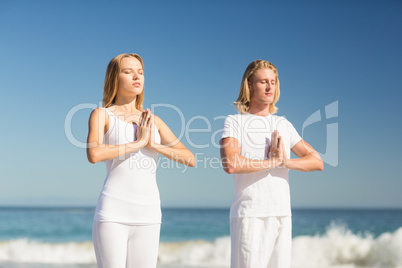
[88,157,97,164]
[87,154,98,164]
[87,149,100,164]
[187,159,196,168]
[185,153,196,167]
[176,153,195,167]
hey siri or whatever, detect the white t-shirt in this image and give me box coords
[221,113,302,218]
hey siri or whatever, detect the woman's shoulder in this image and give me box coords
[89,107,110,123]
[153,114,164,129]
[90,106,107,116]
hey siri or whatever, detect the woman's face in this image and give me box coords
[117,57,144,97]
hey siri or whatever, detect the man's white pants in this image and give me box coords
[230,216,292,268]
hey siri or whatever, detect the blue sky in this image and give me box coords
[1,0,401,208]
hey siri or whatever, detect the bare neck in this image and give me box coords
[248,101,270,117]
[112,95,139,113]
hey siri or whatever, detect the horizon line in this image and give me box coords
[1,205,402,210]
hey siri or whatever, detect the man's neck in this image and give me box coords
[248,102,270,117]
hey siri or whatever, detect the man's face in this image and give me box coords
[248,68,276,105]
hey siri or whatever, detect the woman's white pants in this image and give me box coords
[92,221,160,268]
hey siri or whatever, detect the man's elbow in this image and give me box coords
[227,167,237,174]
[319,162,324,171]
[311,153,324,171]
[223,163,237,174]
[316,160,324,171]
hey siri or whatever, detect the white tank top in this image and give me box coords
[94,107,162,224]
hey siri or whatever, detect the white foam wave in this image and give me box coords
[158,237,231,266]
[0,225,401,267]
[292,224,402,268]
[0,239,96,263]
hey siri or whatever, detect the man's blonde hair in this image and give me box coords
[234,59,280,114]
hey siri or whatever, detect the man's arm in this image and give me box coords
[220,137,284,174]
[285,140,324,172]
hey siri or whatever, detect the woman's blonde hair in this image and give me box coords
[102,53,144,110]
[234,59,280,114]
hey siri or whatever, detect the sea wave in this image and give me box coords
[292,223,402,268]
[0,239,95,263]
[0,225,401,267]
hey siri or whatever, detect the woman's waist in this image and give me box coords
[100,184,160,204]
[105,159,158,177]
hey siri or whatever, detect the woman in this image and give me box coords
[87,53,195,267]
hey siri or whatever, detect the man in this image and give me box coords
[220,59,323,268]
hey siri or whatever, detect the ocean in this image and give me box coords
[0,207,401,268]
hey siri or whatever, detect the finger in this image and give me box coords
[278,136,283,158]
[140,111,147,125]
[139,112,143,125]
[273,131,278,149]
[145,110,151,127]
[149,114,154,129]
[149,115,154,144]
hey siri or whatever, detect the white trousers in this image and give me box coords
[230,216,292,268]
[92,221,160,268]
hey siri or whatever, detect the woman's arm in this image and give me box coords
[147,115,195,167]
[220,136,284,174]
[285,139,324,172]
[86,108,151,164]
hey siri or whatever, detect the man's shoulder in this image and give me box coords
[225,113,250,119]
[270,114,300,136]
[224,113,252,125]
[270,114,292,124]
[224,113,240,122]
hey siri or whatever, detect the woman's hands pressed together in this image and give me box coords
[136,108,153,147]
